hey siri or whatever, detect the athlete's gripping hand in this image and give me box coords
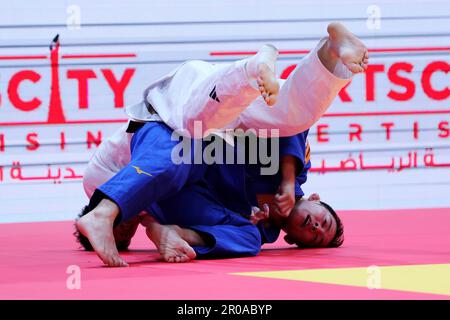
[250,204,270,225]
[274,181,295,218]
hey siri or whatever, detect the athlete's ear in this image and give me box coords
[308,193,321,201]
[284,235,295,245]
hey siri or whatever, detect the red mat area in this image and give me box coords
[1,208,449,299]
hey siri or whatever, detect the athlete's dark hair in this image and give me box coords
[73,205,94,251]
[318,201,344,248]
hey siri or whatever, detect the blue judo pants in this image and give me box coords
[150,183,262,258]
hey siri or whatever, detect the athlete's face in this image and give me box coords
[283,200,337,247]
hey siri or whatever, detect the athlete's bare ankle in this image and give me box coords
[90,199,120,222]
[317,38,339,73]
[179,228,206,246]
[145,222,159,238]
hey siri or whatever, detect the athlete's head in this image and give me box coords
[282,199,344,248]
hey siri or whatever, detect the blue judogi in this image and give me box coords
[150,132,311,257]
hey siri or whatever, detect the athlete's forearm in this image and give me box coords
[281,155,296,185]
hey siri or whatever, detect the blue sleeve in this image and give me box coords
[245,131,311,197]
[279,131,308,176]
[280,131,311,198]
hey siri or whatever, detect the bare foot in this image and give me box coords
[246,44,279,106]
[327,22,369,73]
[76,199,128,267]
[146,223,196,263]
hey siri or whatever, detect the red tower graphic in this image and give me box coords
[47,34,66,123]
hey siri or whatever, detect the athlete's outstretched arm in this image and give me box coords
[237,22,368,137]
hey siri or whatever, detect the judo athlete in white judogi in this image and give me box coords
[77,22,369,267]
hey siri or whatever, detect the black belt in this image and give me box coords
[126,120,145,133]
[126,102,157,133]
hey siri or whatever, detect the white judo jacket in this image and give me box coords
[84,41,352,198]
[126,40,352,138]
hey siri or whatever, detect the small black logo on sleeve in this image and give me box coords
[209,85,220,103]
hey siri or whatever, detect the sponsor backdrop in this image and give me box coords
[0,0,449,222]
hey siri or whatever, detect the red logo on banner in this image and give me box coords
[48,35,65,123]
[1,34,136,125]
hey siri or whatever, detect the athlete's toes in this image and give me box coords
[266,94,277,106]
[179,255,190,263]
[266,98,275,106]
[184,246,196,260]
[348,62,364,74]
[110,255,128,267]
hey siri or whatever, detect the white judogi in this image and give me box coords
[126,40,352,138]
[84,41,352,198]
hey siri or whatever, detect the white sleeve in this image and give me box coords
[139,60,260,138]
[237,42,352,137]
